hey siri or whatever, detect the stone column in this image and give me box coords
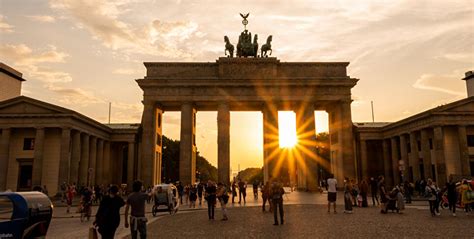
[382,139,392,185]
[32,127,45,186]
[0,128,11,191]
[328,105,343,184]
[360,139,368,180]
[341,101,356,181]
[458,126,471,176]
[58,128,71,190]
[127,141,135,188]
[433,126,447,186]
[141,100,162,187]
[79,134,90,186]
[399,134,409,182]
[217,102,230,185]
[295,107,317,190]
[420,129,433,180]
[262,106,279,183]
[95,139,104,185]
[180,103,197,185]
[70,131,81,184]
[390,137,400,185]
[103,141,111,184]
[409,131,420,180]
[89,137,97,186]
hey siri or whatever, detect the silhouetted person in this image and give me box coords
[205,180,217,220]
[94,185,125,239]
[270,180,285,225]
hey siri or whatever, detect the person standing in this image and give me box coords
[378,176,388,214]
[94,185,125,239]
[262,181,272,212]
[177,182,184,204]
[327,174,337,213]
[343,178,353,214]
[445,175,457,216]
[189,185,197,208]
[216,182,229,221]
[197,182,204,206]
[125,181,151,239]
[359,179,369,207]
[403,181,412,204]
[238,179,247,204]
[270,180,285,225]
[370,177,379,206]
[231,181,237,204]
[205,180,217,220]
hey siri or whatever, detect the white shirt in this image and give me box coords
[327,178,337,193]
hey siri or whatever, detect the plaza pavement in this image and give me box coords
[46,188,472,238]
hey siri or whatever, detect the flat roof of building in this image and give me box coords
[0,62,25,81]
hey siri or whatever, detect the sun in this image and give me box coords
[278,111,297,148]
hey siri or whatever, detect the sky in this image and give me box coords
[1,0,473,172]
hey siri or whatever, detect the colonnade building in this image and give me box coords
[0,62,473,196]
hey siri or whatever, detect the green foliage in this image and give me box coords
[196,152,217,182]
[161,135,217,183]
[236,167,263,183]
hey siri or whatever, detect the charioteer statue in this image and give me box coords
[224,13,272,58]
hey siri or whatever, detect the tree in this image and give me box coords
[161,135,217,183]
[236,167,262,183]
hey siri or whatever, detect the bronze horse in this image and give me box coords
[253,34,258,58]
[224,36,234,57]
[261,35,272,57]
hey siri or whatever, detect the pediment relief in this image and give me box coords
[437,100,474,113]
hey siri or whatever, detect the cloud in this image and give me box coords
[0,15,14,33]
[46,85,104,106]
[413,70,466,96]
[49,0,202,59]
[0,44,71,83]
[27,15,56,23]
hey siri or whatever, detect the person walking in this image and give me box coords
[253,181,259,200]
[216,182,229,221]
[94,185,125,239]
[343,178,353,214]
[125,181,152,239]
[327,174,337,213]
[262,181,272,212]
[66,184,75,213]
[205,180,217,220]
[370,177,379,206]
[270,180,285,225]
[425,178,440,216]
[359,179,369,207]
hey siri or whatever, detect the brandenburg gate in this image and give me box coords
[137,15,358,189]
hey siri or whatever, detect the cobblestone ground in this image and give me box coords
[47,189,473,238]
[145,205,474,239]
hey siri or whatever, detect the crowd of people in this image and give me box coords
[322,174,474,216]
[50,173,473,238]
